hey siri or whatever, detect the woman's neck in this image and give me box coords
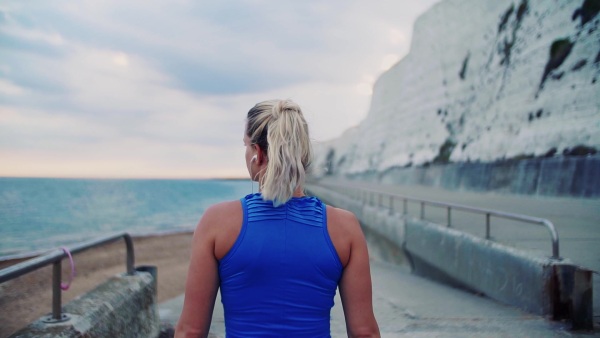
[292,187,305,198]
[257,185,305,198]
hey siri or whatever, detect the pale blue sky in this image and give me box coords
[0,0,440,178]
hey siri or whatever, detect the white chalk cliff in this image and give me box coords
[313,0,600,177]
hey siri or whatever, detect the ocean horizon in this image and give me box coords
[0,177,252,259]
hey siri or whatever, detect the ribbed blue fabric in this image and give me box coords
[218,193,343,338]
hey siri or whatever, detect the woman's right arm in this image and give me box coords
[174,205,221,338]
[330,208,381,337]
[175,200,242,338]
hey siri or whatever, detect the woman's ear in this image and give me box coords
[255,146,266,165]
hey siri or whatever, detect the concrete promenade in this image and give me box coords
[159,260,578,337]
[325,179,600,319]
[159,180,599,336]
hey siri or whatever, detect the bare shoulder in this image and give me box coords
[197,200,242,233]
[199,200,243,260]
[325,205,365,267]
[203,200,241,217]
[326,205,362,235]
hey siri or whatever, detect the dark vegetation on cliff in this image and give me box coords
[572,0,600,27]
[539,38,574,90]
[459,53,469,80]
[538,0,599,91]
[433,139,457,164]
[498,0,528,67]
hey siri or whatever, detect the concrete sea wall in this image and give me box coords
[344,155,600,198]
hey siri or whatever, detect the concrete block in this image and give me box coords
[405,218,554,315]
[553,263,594,330]
[404,218,593,329]
[9,270,159,338]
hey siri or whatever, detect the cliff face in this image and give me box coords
[314,0,600,178]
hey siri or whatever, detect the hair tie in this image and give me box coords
[60,246,76,291]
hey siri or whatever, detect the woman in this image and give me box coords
[175,99,380,337]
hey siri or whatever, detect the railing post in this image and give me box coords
[486,213,491,239]
[542,220,560,259]
[44,260,69,323]
[403,199,407,216]
[52,261,62,320]
[124,233,135,275]
[420,201,425,219]
[447,207,451,228]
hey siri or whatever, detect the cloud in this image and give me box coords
[0,79,26,96]
[380,54,401,71]
[0,0,441,178]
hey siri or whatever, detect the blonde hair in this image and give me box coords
[246,99,312,206]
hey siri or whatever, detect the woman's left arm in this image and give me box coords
[174,206,221,338]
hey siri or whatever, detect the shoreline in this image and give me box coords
[0,229,197,263]
[0,231,194,337]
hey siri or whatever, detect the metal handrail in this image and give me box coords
[0,232,135,323]
[316,182,560,259]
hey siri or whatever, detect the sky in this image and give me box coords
[0,0,441,179]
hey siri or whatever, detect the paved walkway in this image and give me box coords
[159,261,576,337]
[159,180,600,336]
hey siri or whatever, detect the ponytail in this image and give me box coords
[246,99,312,206]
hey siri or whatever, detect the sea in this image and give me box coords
[0,177,252,259]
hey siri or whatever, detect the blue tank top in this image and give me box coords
[218,193,343,337]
